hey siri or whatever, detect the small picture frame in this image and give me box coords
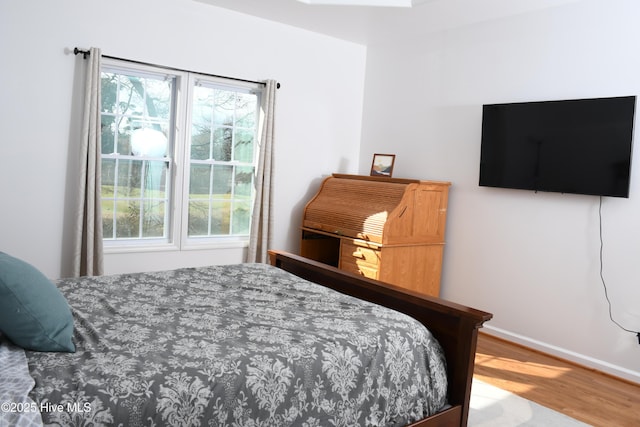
[370,154,396,177]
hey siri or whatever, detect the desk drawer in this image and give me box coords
[340,240,380,279]
[340,258,379,280]
[340,241,381,266]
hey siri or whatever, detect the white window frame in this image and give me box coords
[100,59,262,253]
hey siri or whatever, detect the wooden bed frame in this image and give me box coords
[269,250,492,427]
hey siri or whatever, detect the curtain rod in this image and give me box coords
[73,48,280,89]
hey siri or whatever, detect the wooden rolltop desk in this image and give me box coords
[300,174,450,297]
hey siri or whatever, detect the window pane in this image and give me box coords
[102,199,115,239]
[213,90,235,126]
[235,92,257,128]
[210,201,231,234]
[102,158,116,188]
[212,165,233,196]
[101,158,116,239]
[101,115,116,154]
[101,72,118,114]
[115,73,172,120]
[188,201,210,236]
[234,129,254,162]
[116,121,132,155]
[117,74,145,117]
[191,86,213,160]
[144,79,172,121]
[143,161,168,197]
[232,200,251,234]
[193,86,213,123]
[117,159,143,198]
[100,69,174,156]
[189,164,211,195]
[142,200,165,238]
[116,200,140,238]
[191,124,211,160]
[212,127,232,161]
[235,166,253,197]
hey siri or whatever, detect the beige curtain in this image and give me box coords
[246,80,277,263]
[71,47,104,276]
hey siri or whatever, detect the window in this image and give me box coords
[100,60,261,249]
[187,82,257,239]
[100,67,174,242]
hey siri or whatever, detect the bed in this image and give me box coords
[0,250,491,427]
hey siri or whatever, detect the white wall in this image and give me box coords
[0,0,366,277]
[360,0,640,382]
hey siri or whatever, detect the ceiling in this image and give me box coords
[194,0,580,45]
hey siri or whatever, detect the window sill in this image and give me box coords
[103,240,248,255]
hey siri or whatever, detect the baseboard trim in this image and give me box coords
[482,325,640,385]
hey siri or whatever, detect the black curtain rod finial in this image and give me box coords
[73,47,90,59]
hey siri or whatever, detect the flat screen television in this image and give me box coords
[479,96,636,198]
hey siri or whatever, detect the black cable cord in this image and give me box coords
[598,196,640,343]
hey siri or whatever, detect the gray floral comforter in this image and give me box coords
[26,263,447,426]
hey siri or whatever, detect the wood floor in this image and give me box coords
[474,333,640,427]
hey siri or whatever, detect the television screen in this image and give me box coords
[479,96,636,198]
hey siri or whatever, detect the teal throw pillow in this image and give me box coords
[0,252,75,352]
